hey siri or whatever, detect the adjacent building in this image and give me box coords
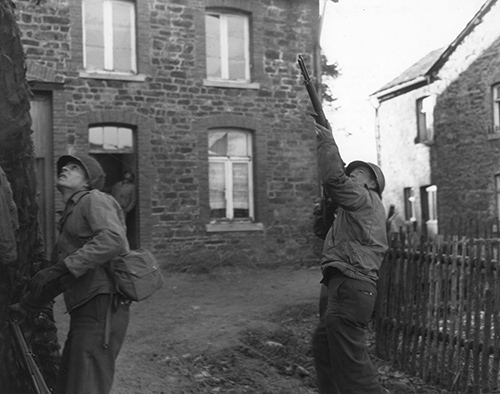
[18,0,321,265]
[372,0,500,237]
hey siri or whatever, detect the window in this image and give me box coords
[425,185,438,222]
[420,185,438,237]
[403,187,416,223]
[416,95,435,143]
[208,129,253,220]
[495,175,500,222]
[493,83,500,133]
[89,125,134,153]
[205,11,250,82]
[82,0,136,73]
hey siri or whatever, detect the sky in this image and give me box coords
[320,0,487,163]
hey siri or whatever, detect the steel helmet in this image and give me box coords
[345,160,385,195]
[57,154,106,191]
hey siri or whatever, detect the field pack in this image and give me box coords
[109,248,164,302]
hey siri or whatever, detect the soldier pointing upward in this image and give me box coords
[311,122,388,394]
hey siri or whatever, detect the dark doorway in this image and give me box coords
[88,123,139,249]
[92,153,138,249]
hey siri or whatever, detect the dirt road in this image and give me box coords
[54,266,321,393]
[54,265,447,393]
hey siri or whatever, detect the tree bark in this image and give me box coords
[0,1,59,392]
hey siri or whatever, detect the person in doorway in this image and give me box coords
[111,170,136,248]
[111,170,136,215]
[386,204,403,243]
[17,154,130,394]
[311,122,389,394]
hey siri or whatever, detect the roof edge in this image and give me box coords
[427,0,498,76]
[372,76,429,102]
[371,0,497,102]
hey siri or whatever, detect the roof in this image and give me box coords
[373,48,444,94]
[372,0,498,101]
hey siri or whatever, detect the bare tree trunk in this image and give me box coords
[0,1,59,392]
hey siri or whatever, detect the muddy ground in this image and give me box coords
[54,265,449,393]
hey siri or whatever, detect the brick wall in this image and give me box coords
[429,1,500,234]
[432,36,500,233]
[16,0,321,267]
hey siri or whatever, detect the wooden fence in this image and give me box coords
[375,233,500,393]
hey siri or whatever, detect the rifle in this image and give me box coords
[298,55,335,226]
[297,54,330,129]
[9,319,51,394]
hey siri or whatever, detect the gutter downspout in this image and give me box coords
[370,97,382,167]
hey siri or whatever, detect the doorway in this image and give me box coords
[88,125,138,249]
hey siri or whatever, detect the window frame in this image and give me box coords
[88,124,135,154]
[208,129,254,221]
[416,95,435,143]
[493,83,500,134]
[205,10,251,83]
[82,0,137,74]
[495,174,500,223]
[425,185,438,222]
[403,187,417,223]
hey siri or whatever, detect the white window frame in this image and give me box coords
[205,11,250,82]
[208,130,253,221]
[495,175,500,223]
[404,187,417,223]
[425,185,438,221]
[82,0,137,74]
[416,95,435,143]
[493,83,500,133]
[88,125,134,153]
[425,185,438,237]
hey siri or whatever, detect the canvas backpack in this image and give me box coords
[108,248,164,302]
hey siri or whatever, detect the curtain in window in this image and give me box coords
[208,129,252,220]
[83,0,135,72]
[112,0,134,72]
[205,12,249,81]
[232,163,249,217]
[209,162,226,218]
[226,15,246,80]
[84,0,105,71]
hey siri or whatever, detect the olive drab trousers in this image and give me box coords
[55,294,129,394]
[312,271,384,394]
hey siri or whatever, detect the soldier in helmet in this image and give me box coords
[17,154,130,394]
[311,122,388,394]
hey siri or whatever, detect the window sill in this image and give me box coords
[206,222,264,232]
[79,71,148,82]
[414,137,434,146]
[203,79,260,90]
[487,133,500,140]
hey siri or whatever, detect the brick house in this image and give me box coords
[371,0,500,237]
[18,0,321,265]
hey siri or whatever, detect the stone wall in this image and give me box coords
[16,0,322,267]
[377,0,500,236]
[432,36,500,233]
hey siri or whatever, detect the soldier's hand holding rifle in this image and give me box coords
[314,122,333,140]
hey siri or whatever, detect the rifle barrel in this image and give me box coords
[297,54,329,128]
[10,320,52,394]
[297,55,311,83]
